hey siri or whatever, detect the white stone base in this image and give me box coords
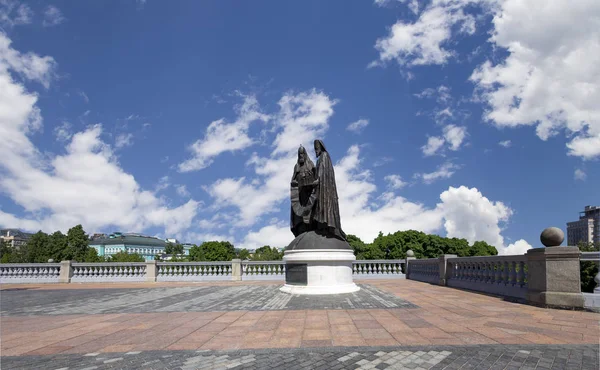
[280,249,360,295]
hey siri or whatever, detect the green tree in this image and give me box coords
[347,234,368,259]
[578,241,599,293]
[66,225,89,261]
[84,247,104,262]
[191,241,235,261]
[165,243,184,255]
[469,241,498,256]
[48,231,68,262]
[0,240,15,263]
[108,251,145,262]
[25,231,50,263]
[236,248,250,260]
[251,246,283,261]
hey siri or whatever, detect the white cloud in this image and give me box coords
[238,223,292,251]
[415,161,460,184]
[178,95,270,172]
[176,184,190,197]
[422,136,445,156]
[114,133,134,149]
[206,90,337,227]
[155,176,170,192]
[438,185,512,248]
[471,0,600,159]
[371,0,487,67]
[443,124,467,151]
[384,174,407,190]
[347,118,369,133]
[0,0,32,28]
[374,0,419,14]
[500,239,532,255]
[574,169,587,181]
[78,91,89,103]
[53,121,72,142]
[43,5,65,27]
[0,33,56,89]
[0,34,199,236]
[498,140,511,148]
[414,85,452,104]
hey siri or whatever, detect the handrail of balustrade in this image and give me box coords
[353,259,405,264]
[580,251,600,262]
[0,263,62,268]
[156,261,232,266]
[447,255,527,262]
[243,261,285,265]
[72,262,147,267]
[408,258,438,263]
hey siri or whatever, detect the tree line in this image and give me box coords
[1,225,596,292]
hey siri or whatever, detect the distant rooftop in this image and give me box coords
[90,232,167,247]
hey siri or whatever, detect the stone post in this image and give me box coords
[438,254,457,286]
[58,260,73,283]
[231,259,242,281]
[526,227,584,308]
[145,260,157,282]
[405,249,415,279]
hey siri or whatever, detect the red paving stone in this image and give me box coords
[1,279,599,356]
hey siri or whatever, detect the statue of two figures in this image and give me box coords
[290,140,346,242]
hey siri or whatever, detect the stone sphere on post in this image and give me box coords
[540,227,564,247]
[406,250,415,257]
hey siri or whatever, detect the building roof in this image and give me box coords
[0,229,33,239]
[90,234,167,247]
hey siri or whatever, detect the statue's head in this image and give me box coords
[314,139,326,157]
[298,145,306,165]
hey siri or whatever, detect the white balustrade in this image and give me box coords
[407,258,440,284]
[242,261,285,281]
[0,263,61,284]
[71,262,147,282]
[157,262,232,281]
[352,260,405,279]
[446,255,528,299]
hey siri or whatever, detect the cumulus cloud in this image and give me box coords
[471,0,600,159]
[238,223,292,251]
[240,147,520,253]
[114,133,134,149]
[53,121,72,142]
[414,161,460,184]
[178,95,270,172]
[206,89,337,227]
[43,5,65,27]
[0,0,32,28]
[422,136,445,156]
[498,140,511,148]
[500,239,532,255]
[574,169,587,181]
[176,184,190,197]
[421,124,468,156]
[0,33,200,236]
[371,0,487,67]
[347,118,369,133]
[384,174,407,190]
[438,185,512,248]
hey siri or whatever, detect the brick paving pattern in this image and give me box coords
[0,284,416,316]
[1,279,599,369]
[1,345,597,370]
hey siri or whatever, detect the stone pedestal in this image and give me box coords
[526,246,584,308]
[280,231,359,295]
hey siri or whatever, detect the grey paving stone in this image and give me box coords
[0,284,416,315]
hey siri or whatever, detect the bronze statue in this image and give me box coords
[289,140,346,241]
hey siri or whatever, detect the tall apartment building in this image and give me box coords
[567,205,600,245]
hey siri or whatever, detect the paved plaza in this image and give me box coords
[1,280,599,369]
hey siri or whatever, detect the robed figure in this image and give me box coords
[312,140,346,241]
[290,146,317,237]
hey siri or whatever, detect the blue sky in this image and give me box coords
[0,0,598,253]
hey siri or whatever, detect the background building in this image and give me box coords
[567,205,600,245]
[90,232,191,261]
[0,229,33,249]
